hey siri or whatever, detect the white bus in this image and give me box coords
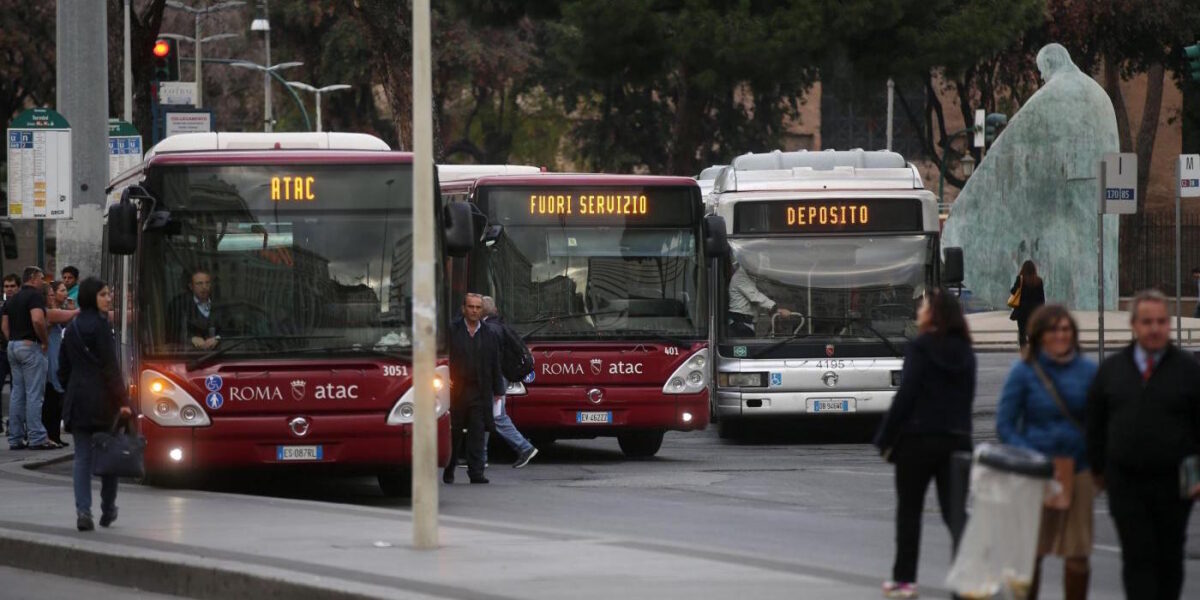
[707,149,962,438]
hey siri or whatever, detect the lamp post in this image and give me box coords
[164,1,244,109]
[230,60,302,131]
[286,82,351,132]
[251,1,273,132]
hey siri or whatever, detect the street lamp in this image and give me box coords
[250,1,274,132]
[286,82,351,132]
[230,61,302,131]
[164,1,245,109]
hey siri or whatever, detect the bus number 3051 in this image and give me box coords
[383,365,410,377]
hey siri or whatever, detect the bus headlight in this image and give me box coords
[662,349,709,395]
[387,364,451,425]
[505,381,527,396]
[139,370,212,428]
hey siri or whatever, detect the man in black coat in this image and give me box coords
[1087,290,1200,600]
[444,293,505,484]
[167,269,221,350]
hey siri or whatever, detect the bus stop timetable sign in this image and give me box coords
[1100,152,1136,214]
[6,108,72,219]
[1180,155,1200,199]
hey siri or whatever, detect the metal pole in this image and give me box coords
[885,78,894,152]
[411,0,439,550]
[1177,186,1184,345]
[263,12,272,132]
[194,14,203,109]
[123,0,132,122]
[1098,160,1106,361]
[315,91,322,133]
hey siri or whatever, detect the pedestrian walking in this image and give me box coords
[874,288,976,599]
[1086,289,1200,599]
[1009,260,1046,348]
[59,278,131,531]
[481,296,538,469]
[0,274,18,435]
[42,280,79,447]
[444,293,505,485]
[2,266,53,450]
[996,304,1096,600]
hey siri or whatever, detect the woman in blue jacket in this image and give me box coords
[996,304,1097,600]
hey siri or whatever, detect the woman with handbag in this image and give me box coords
[1010,260,1046,348]
[874,289,976,599]
[996,304,1097,599]
[59,278,131,532]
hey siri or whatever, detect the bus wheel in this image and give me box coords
[377,470,412,498]
[528,436,556,449]
[617,431,664,458]
[718,418,743,441]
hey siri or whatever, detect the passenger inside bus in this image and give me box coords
[166,268,222,350]
[726,258,791,337]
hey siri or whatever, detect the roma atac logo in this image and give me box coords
[590,358,603,375]
[291,379,307,401]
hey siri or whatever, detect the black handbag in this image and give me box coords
[92,417,146,478]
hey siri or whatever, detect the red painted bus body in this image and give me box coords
[104,133,456,495]
[442,174,719,458]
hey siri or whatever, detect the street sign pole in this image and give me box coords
[123,0,132,122]
[1178,155,1200,344]
[1099,152,1137,360]
[411,0,438,550]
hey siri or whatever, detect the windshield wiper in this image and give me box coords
[186,335,340,371]
[851,316,907,358]
[746,316,847,359]
[514,308,628,340]
[599,329,690,348]
[259,344,413,360]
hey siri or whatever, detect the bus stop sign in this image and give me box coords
[1100,153,1137,214]
[1180,154,1200,198]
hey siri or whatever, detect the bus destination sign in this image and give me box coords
[271,176,316,202]
[734,198,924,234]
[486,187,696,226]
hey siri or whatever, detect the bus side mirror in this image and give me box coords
[943,246,964,286]
[108,187,146,256]
[482,224,505,248]
[0,222,17,260]
[703,214,729,258]
[443,202,475,257]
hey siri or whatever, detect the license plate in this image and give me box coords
[809,399,856,413]
[277,445,323,461]
[576,411,612,424]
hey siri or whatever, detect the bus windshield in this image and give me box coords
[485,225,703,340]
[139,164,418,359]
[722,235,934,342]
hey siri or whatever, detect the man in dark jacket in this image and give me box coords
[444,293,505,484]
[1087,289,1200,600]
[167,269,220,350]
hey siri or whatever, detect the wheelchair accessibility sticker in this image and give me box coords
[205,374,223,391]
[770,372,783,387]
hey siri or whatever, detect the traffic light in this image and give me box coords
[152,38,179,82]
[1186,42,1200,83]
[984,113,1008,146]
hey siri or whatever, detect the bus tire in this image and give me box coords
[377,470,412,498]
[718,418,743,440]
[617,431,664,458]
[528,436,556,449]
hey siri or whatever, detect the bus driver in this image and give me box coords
[168,268,221,350]
[727,259,791,337]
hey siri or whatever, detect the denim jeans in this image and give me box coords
[484,397,533,462]
[72,430,119,517]
[7,341,47,446]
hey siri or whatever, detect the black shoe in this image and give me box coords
[54,439,69,448]
[99,508,118,528]
[77,513,94,532]
[442,469,455,484]
[513,447,539,469]
[469,476,489,484]
[8,442,27,451]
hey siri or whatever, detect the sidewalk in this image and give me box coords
[967,310,1200,351]
[0,444,884,600]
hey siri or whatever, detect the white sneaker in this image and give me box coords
[882,581,917,598]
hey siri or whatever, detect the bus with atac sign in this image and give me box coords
[103,132,476,495]
[442,173,728,457]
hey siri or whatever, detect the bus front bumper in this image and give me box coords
[715,389,895,418]
[506,388,709,436]
[138,412,452,474]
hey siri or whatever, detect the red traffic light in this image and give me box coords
[153,40,171,58]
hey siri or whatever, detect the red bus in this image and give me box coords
[442,174,727,457]
[103,133,474,495]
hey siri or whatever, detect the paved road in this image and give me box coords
[0,565,185,599]
[35,352,1200,598]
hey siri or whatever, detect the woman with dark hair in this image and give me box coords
[59,277,130,531]
[875,288,976,598]
[997,305,1096,599]
[1011,260,1046,348]
[41,281,77,448]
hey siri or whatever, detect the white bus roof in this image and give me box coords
[437,164,542,182]
[714,149,924,193]
[145,132,390,159]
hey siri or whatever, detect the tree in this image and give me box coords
[0,0,56,126]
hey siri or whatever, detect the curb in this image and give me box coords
[21,451,74,471]
[0,529,395,600]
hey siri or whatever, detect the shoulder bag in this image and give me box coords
[1030,361,1081,510]
[1006,276,1023,309]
